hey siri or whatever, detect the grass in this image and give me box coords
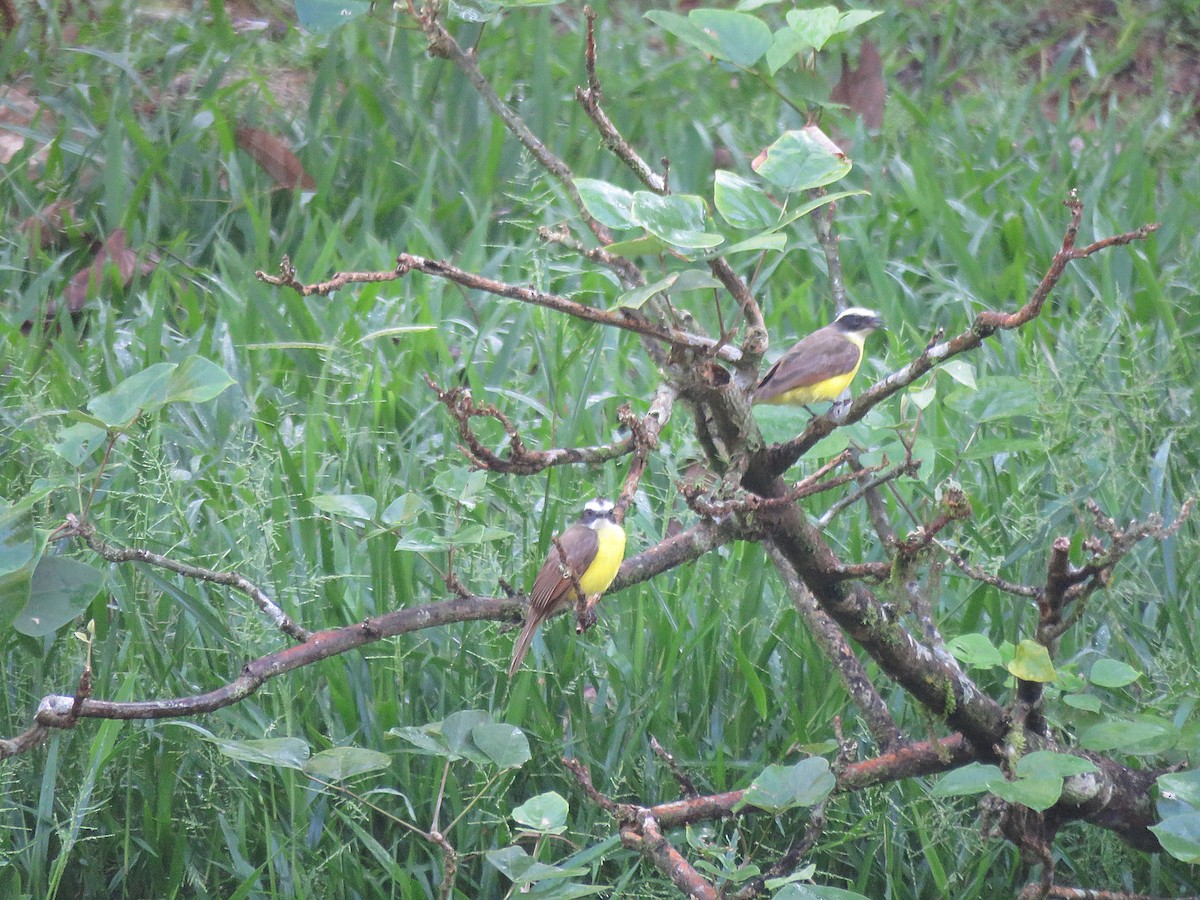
[2,1,1199,897]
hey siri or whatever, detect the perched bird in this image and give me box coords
[754,307,883,407]
[508,498,626,677]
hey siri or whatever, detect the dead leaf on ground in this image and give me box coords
[830,39,885,131]
[19,199,78,250]
[0,84,55,166]
[61,229,159,315]
[25,228,159,332]
[236,124,316,190]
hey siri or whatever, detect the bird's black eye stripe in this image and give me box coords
[839,314,877,330]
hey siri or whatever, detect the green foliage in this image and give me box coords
[0,0,1198,897]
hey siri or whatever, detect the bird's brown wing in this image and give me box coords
[754,330,861,403]
[509,523,599,677]
[529,523,599,614]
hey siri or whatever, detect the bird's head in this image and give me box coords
[580,498,616,527]
[833,307,883,335]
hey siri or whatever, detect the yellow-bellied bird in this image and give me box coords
[754,307,883,407]
[508,498,626,677]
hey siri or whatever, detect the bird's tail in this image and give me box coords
[508,621,538,678]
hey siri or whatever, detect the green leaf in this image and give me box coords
[52,422,109,467]
[772,189,867,230]
[388,725,451,757]
[164,355,237,404]
[939,359,977,390]
[1150,812,1200,863]
[996,773,1062,812]
[294,0,372,32]
[0,498,46,634]
[432,468,488,509]
[765,23,811,75]
[304,747,391,781]
[740,757,834,813]
[485,846,588,885]
[687,9,773,68]
[644,10,723,60]
[210,737,312,769]
[471,722,531,769]
[946,633,1003,669]
[310,493,378,520]
[1015,751,1097,779]
[14,556,107,637]
[1007,639,1057,682]
[512,791,569,833]
[447,524,516,545]
[930,763,1004,797]
[784,6,841,51]
[575,178,637,230]
[1158,769,1200,806]
[381,493,426,527]
[1088,657,1141,688]
[717,233,788,256]
[774,885,873,900]
[1062,693,1102,712]
[713,170,779,230]
[1079,718,1175,755]
[442,709,493,764]
[393,528,444,553]
[87,362,176,427]
[752,129,851,193]
[631,192,723,250]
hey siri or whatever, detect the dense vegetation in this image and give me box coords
[2,1,1198,897]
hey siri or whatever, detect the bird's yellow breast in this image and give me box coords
[759,331,867,406]
[578,519,625,596]
[766,358,862,405]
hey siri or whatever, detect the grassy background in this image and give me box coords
[2,1,1198,897]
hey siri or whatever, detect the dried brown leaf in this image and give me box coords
[62,229,157,315]
[19,199,77,250]
[236,124,316,191]
[830,39,885,131]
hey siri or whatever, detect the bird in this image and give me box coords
[753,307,883,407]
[508,498,626,677]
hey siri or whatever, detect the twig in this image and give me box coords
[650,735,699,798]
[426,377,641,474]
[258,252,741,360]
[62,514,311,642]
[538,224,645,288]
[937,540,1040,597]
[766,541,902,749]
[413,2,617,247]
[817,453,922,528]
[574,7,668,194]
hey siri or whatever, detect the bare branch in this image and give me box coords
[426,377,641,474]
[414,2,617,247]
[2,594,524,756]
[938,541,1040,598]
[575,7,668,194]
[766,541,902,749]
[64,515,310,642]
[650,735,699,798]
[621,815,720,900]
[538,224,645,287]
